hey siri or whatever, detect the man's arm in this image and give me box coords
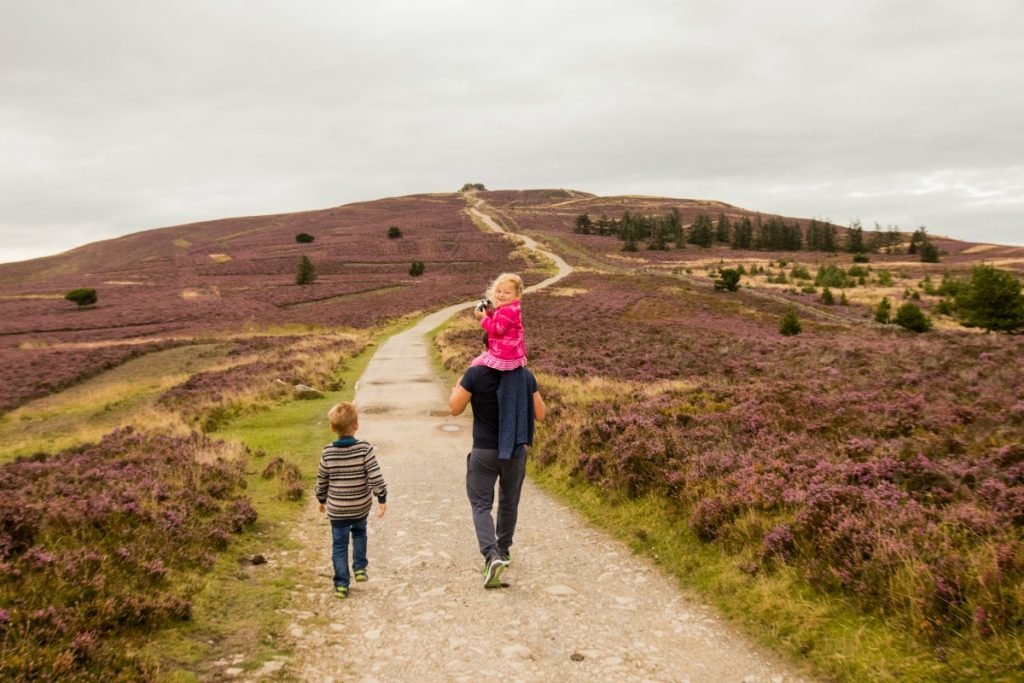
[450,380,472,416]
[533,390,547,422]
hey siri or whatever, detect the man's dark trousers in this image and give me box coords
[466,447,526,561]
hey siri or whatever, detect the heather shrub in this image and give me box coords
[387,226,403,239]
[409,261,425,276]
[295,232,315,243]
[0,427,255,680]
[160,333,367,431]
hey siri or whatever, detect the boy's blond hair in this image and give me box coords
[327,401,359,436]
[487,272,523,301]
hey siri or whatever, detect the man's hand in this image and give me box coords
[378,503,387,518]
[318,503,325,514]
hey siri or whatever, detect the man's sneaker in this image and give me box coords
[353,569,368,582]
[483,557,509,588]
[334,586,349,599]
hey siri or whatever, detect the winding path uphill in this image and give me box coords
[273,205,810,682]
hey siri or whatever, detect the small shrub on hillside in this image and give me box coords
[853,253,870,263]
[713,268,741,292]
[820,287,835,305]
[64,288,97,307]
[790,265,811,280]
[779,307,802,335]
[296,256,317,285]
[877,270,894,286]
[387,226,403,239]
[934,299,955,316]
[295,232,315,243]
[815,264,852,288]
[894,302,932,332]
[409,261,426,277]
[875,297,892,324]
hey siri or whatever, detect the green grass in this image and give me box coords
[143,319,412,680]
[528,461,1017,682]
[0,344,235,462]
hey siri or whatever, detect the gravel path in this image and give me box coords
[262,208,811,682]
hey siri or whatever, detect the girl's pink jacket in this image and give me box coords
[478,300,527,370]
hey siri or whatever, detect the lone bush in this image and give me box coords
[65,288,97,306]
[779,307,802,335]
[894,302,932,332]
[295,232,315,243]
[387,226,403,239]
[409,261,425,277]
[820,287,835,305]
[713,268,741,292]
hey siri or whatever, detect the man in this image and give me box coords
[449,363,546,588]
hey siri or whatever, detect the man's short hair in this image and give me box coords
[328,401,358,435]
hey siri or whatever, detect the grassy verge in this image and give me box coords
[527,461,964,681]
[532,461,1024,682]
[144,318,413,680]
[0,344,234,462]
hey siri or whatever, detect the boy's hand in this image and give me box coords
[318,503,325,514]
[377,503,387,518]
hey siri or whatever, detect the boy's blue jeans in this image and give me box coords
[330,516,368,588]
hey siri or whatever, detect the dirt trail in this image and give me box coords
[264,208,810,682]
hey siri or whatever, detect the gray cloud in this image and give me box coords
[2,0,1022,264]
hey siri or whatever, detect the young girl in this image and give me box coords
[471,272,527,370]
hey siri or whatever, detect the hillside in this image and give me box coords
[2,188,1023,680]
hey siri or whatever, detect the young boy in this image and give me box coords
[315,401,388,599]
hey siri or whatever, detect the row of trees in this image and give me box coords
[574,210,939,260]
[714,262,1023,334]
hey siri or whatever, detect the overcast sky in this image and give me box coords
[2,1,1022,263]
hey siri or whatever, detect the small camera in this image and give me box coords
[475,298,492,313]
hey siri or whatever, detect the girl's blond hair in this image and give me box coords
[487,272,523,301]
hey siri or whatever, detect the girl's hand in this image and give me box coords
[473,308,485,320]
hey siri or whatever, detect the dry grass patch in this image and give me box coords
[182,286,222,300]
[208,253,232,263]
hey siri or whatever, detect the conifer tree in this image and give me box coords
[296,256,317,285]
[779,307,802,335]
[875,297,891,324]
[956,265,1024,332]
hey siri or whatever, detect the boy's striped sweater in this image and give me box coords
[315,436,387,520]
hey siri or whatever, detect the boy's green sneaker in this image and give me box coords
[483,557,509,589]
[353,569,368,582]
[334,586,349,599]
